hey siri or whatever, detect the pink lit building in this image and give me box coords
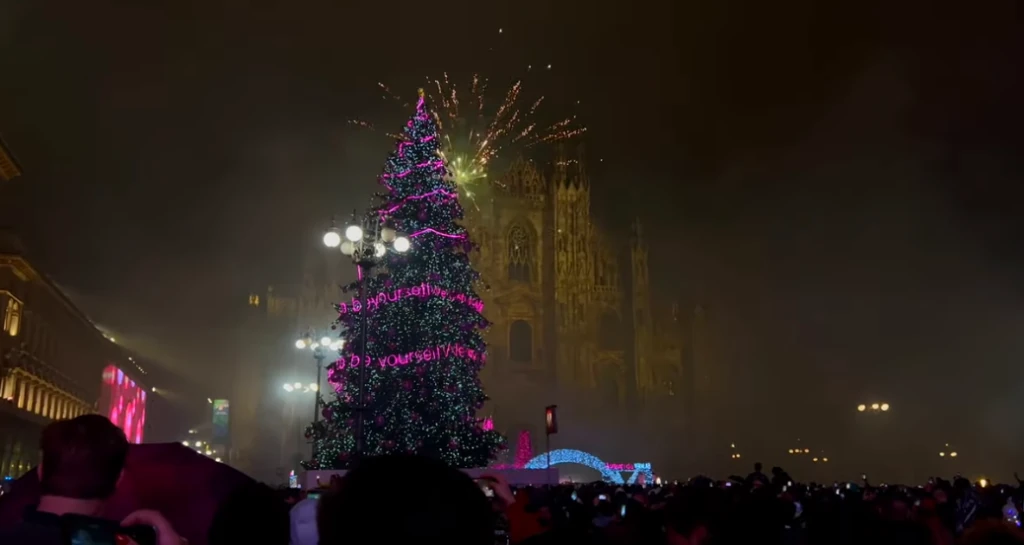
[99,365,147,444]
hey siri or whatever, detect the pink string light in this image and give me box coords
[380,160,444,180]
[378,188,459,217]
[410,227,466,240]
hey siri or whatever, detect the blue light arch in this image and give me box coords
[523,449,654,485]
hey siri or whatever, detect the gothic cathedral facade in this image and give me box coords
[462,151,683,448]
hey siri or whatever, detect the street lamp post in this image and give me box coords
[296,332,344,460]
[323,215,409,464]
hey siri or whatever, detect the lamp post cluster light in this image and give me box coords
[857,402,891,412]
[322,216,411,464]
[293,332,344,460]
[322,222,410,258]
[282,381,318,394]
[938,443,959,458]
[729,443,742,460]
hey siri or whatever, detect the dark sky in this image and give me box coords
[2,0,1023,473]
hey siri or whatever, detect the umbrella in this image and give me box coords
[0,443,289,545]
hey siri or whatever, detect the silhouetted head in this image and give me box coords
[754,462,763,473]
[318,455,493,545]
[38,415,128,499]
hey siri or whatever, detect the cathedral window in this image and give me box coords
[2,292,22,337]
[506,224,532,283]
[509,320,533,363]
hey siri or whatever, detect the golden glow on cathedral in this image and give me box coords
[461,148,683,424]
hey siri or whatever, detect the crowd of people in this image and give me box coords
[0,415,1022,545]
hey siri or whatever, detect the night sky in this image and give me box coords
[1,0,1022,473]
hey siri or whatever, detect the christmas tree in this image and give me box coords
[306,90,505,469]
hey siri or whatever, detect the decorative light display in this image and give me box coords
[513,430,533,468]
[100,365,146,444]
[328,343,486,372]
[304,91,505,469]
[523,449,654,485]
[337,283,483,315]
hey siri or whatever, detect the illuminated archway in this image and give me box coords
[523,449,654,485]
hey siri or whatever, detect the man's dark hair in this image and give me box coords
[39,414,128,499]
[318,455,493,545]
[754,462,763,472]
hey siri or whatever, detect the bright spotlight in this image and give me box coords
[295,339,307,349]
[182,441,190,447]
[374,242,386,257]
[320,336,331,347]
[309,383,318,392]
[871,403,880,410]
[283,384,294,392]
[880,403,890,411]
[393,236,410,253]
[950,452,958,458]
[344,225,363,242]
[857,404,866,412]
[323,228,342,248]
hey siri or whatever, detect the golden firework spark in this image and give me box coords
[349,74,586,203]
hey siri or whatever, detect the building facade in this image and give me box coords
[460,151,684,454]
[0,139,146,478]
[0,136,21,184]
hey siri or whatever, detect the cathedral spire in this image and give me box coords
[570,143,589,189]
[631,218,645,248]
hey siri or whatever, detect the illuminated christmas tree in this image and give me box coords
[305,90,505,469]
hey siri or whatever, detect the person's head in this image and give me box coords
[754,462,763,473]
[317,455,493,545]
[38,415,128,499]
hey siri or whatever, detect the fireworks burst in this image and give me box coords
[350,74,586,205]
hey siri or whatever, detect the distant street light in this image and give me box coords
[295,329,347,460]
[857,402,891,413]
